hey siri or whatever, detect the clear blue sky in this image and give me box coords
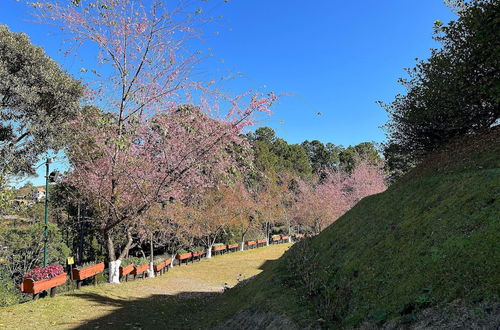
[1,0,456,185]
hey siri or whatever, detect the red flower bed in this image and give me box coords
[20,272,67,294]
[226,243,239,249]
[23,265,64,281]
[245,240,256,246]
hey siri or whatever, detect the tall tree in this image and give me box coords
[380,0,499,177]
[35,0,276,282]
[249,127,312,177]
[0,24,82,176]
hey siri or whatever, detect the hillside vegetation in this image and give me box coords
[208,128,500,329]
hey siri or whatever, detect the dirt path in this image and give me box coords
[0,243,291,329]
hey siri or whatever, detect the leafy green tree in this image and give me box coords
[382,142,416,184]
[50,182,101,264]
[0,175,13,214]
[339,142,380,173]
[354,142,380,164]
[0,223,70,291]
[248,127,312,177]
[380,0,499,175]
[250,127,277,143]
[302,140,331,172]
[287,144,313,175]
[0,24,83,176]
[302,140,344,173]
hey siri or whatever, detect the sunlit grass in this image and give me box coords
[0,243,291,329]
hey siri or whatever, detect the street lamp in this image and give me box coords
[43,158,52,267]
[43,158,59,267]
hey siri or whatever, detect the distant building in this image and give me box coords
[32,187,46,203]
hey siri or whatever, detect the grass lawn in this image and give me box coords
[0,243,292,329]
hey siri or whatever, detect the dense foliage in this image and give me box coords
[381,0,499,180]
[0,222,69,306]
[0,24,82,176]
[0,222,70,281]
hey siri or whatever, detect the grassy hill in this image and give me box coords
[207,128,500,329]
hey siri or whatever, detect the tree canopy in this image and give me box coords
[381,0,499,179]
[0,24,83,176]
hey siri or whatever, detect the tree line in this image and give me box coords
[0,0,386,302]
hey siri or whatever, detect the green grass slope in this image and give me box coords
[208,129,500,329]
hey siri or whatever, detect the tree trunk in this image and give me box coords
[147,234,155,278]
[105,231,116,262]
[240,233,245,251]
[78,203,83,263]
[105,232,121,284]
[287,217,292,243]
[109,259,121,284]
[206,245,213,258]
[105,227,135,283]
[265,222,270,246]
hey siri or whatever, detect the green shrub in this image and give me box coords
[121,257,148,267]
[0,268,25,307]
[153,257,166,266]
[191,246,205,252]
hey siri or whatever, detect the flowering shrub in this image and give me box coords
[23,265,65,281]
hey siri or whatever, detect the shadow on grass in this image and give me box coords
[69,291,219,329]
[65,258,282,330]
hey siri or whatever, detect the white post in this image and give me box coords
[147,262,155,278]
[147,234,155,278]
[109,259,121,284]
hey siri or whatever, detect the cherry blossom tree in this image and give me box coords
[222,183,258,251]
[34,0,277,283]
[292,160,386,233]
[255,173,289,245]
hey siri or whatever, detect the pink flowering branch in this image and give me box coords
[33,1,278,271]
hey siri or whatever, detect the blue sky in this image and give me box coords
[1,0,456,186]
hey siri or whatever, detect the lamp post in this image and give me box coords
[43,158,52,267]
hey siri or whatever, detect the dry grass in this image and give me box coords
[0,243,291,329]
